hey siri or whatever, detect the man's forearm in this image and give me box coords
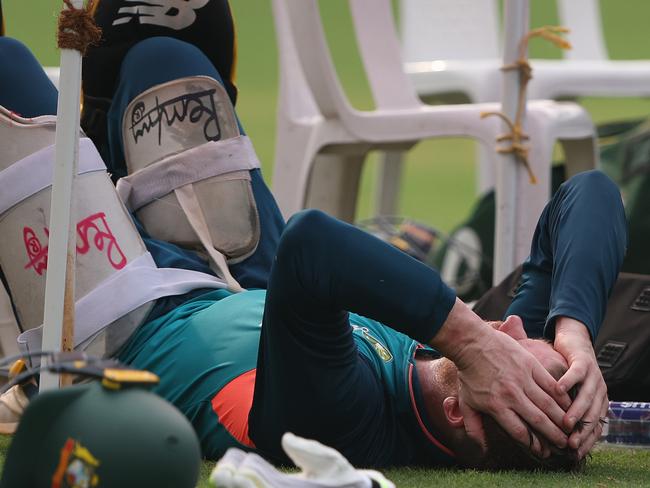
[429,298,491,367]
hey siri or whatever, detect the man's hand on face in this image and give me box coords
[554,317,608,459]
[432,301,571,456]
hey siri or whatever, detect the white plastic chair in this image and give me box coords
[271,0,597,271]
[402,0,650,192]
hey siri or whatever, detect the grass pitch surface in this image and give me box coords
[3,0,650,486]
[0,434,649,487]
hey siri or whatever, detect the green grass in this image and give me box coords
[1,432,650,487]
[4,0,650,485]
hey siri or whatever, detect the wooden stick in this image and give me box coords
[40,0,84,391]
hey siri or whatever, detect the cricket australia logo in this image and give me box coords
[113,0,210,30]
[352,325,394,362]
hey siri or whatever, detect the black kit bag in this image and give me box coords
[473,268,650,402]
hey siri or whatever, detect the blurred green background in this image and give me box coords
[4,0,650,231]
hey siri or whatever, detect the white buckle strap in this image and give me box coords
[115,135,260,293]
[17,252,227,355]
[0,138,105,214]
[174,185,244,292]
[116,135,260,212]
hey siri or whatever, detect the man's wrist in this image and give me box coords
[555,317,591,344]
[429,298,491,368]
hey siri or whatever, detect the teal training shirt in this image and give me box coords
[118,288,456,465]
[347,314,456,466]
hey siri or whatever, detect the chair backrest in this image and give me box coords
[557,0,608,60]
[400,0,501,63]
[271,0,322,123]
[348,0,422,110]
[400,0,610,64]
[279,0,420,120]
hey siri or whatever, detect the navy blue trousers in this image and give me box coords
[0,37,58,117]
[106,37,286,292]
[506,171,627,340]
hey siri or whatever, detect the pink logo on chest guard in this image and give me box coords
[23,212,127,276]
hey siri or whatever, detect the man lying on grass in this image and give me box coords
[0,18,625,472]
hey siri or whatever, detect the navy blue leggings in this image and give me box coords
[506,170,627,340]
[0,37,58,117]
[106,37,286,290]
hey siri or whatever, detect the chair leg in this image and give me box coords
[375,150,404,217]
[306,153,366,222]
[272,123,320,220]
[477,144,497,194]
[513,137,554,266]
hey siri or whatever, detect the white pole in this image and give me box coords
[493,0,529,284]
[40,0,84,392]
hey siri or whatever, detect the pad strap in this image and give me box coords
[0,138,105,214]
[116,135,260,292]
[115,136,260,211]
[17,252,226,354]
[175,185,244,292]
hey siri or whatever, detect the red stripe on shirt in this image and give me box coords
[211,368,257,448]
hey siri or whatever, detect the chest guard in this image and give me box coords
[117,76,262,292]
[0,106,227,359]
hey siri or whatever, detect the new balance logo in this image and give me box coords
[113,0,210,30]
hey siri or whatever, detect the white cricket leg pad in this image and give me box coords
[119,76,263,291]
[0,384,29,434]
[0,106,227,358]
[0,280,19,358]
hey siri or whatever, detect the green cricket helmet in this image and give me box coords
[0,373,201,488]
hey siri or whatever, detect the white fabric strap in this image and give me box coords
[0,138,105,214]
[116,135,261,212]
[17,252,227,354]
[174,184,244,292]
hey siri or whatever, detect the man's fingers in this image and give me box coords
[459,400,487,453]
[570,393,609,454]
[525,381,568,432]
[576,408,605,459]
[557,361,586,394]
[492,408,547,456]
[562,365,604,432]
[508,392,568,449]
[532,362,572,411]
[577,398,609,459]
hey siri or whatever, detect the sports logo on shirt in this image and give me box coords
[112,0,210,30]
[351,325,393,362]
